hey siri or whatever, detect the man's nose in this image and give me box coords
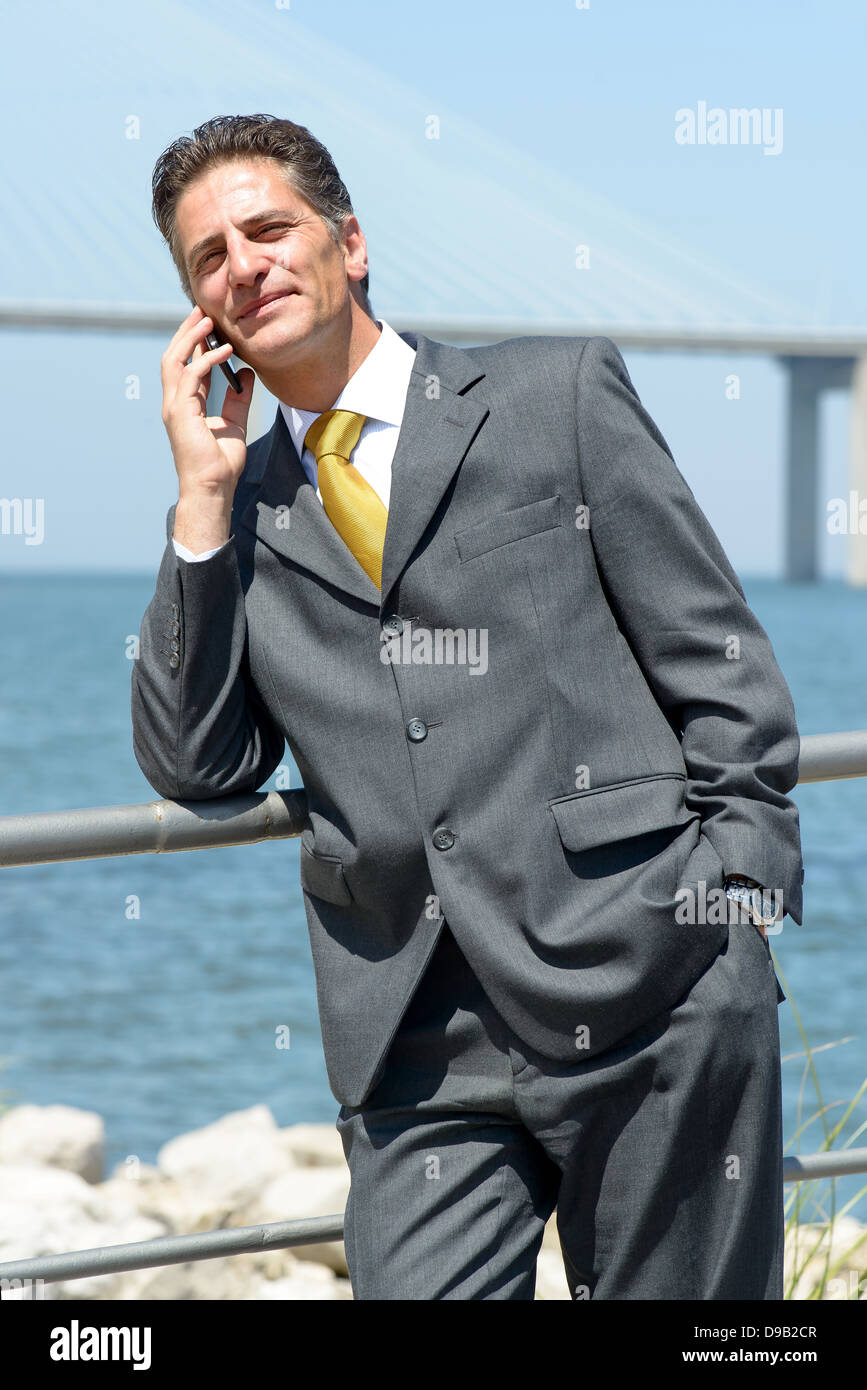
[225,237,273,286]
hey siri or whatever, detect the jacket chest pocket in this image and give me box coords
[454,493,562,563]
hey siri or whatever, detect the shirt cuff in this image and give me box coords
[172,537,231,563]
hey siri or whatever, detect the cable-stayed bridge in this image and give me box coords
[3,0,866,580]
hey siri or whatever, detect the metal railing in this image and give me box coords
[0,1216,345,1286]
[1,730,865,872]
[1,728,866,1287]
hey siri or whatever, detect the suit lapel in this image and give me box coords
[238,330,489,614]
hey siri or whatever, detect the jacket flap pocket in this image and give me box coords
[454,494,561,563]
[548,773,693,853]
[299,841,353,906]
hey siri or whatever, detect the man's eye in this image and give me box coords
[198,225,290,271]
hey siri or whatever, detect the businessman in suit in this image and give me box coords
[133,115,804,1300]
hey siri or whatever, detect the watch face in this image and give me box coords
[750,886,781,926]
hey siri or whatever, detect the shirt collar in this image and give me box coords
[278,318,416,459]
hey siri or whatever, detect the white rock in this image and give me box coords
[0,1161,151,1233]
[279,1122,346,1168]
[97,1173,240,1237]
[105,1159,249,1233]
[256,1266,354,1300]
[101,1251,298,1302]
[0,1161,167,1301]
[156,1105,296,1213]
[784,1217,867,1299]
[77,1248,351,1301]
[0,1105,104,1183]
[802,1216,867,1268]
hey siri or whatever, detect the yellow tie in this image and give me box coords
[304,409,388,590]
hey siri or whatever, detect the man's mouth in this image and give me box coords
[237,291,295,320]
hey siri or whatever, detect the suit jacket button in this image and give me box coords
[170,638,180,653]
[171,603,180,618]
[382,615,403,637]
[169,653,180,669]
[406,718,428,742]
[171,621,181,636]
[432,826,454,850]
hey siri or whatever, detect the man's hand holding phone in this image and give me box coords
[161,304,255,555]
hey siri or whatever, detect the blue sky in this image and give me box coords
[1,0,865,575]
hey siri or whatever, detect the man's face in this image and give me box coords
[175,158,367,364]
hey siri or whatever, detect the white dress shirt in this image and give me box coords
[172,318,416,562]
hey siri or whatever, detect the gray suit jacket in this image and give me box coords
[131,331,804,1107]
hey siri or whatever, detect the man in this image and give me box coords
[133,114,804,1300]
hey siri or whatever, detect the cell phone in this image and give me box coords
[203,323,243,394]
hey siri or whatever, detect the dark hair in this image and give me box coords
[151,114,371,311]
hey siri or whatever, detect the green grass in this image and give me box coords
[0,1058,15,1120]
[773,950,867,1300]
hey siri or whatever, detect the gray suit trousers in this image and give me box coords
[336,918,786,1300]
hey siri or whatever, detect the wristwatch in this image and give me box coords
[724,874,781,929]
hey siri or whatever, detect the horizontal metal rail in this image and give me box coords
[795,729,867,783]
[0,788,309,868]
[782,1149,867,1181]
[0,731,864,869]
[0,1215,345,1286]
[4,1147,867,1286]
